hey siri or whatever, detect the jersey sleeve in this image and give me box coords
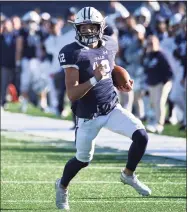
[58,44,79,70]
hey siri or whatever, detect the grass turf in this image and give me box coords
[4,102,72,121]
[1,133,186,212]
[4,102,186,138]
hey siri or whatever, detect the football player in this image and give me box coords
[16,11,41,112]
[56,7,151,210]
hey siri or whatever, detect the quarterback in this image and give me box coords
[56,7,151,210]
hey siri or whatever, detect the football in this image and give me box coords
[112,65,130,88]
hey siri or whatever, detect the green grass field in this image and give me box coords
[1,132,186,212]
[4,102,186,138]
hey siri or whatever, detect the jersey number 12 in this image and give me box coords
[59,53,66,62]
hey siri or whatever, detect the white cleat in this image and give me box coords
[55,179,70,210]
[120,170,151,196]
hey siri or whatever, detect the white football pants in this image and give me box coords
[21,58,39,93]
[75,103,145,162]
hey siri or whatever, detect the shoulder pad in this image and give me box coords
[102,35,118,53]
[58,42,81,70]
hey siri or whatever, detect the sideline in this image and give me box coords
[1,111,186,161]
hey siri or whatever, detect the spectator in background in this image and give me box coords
[141,0,160,31]
[161,13,184,125]
[159,2,173,20]
[11,16,22,36]
[44,17,65,115]
[39,12,51,43]
[16,10,41,112]
[109,1,130,17]
[133,6,152,36]
[144,35,172,133]
[117,15,136,51]
[123,24,146,120]
[153,15,168,41]
[174,1,186,16]
[113,15,135,113]
[116,15,136,68]
[61,7,77,44]
[31,44,51,110]
[0,19,17,108]
[0,13,6,34]
[11,15,22,97]
[106,1,129,40]
[142,1,160,15]
[173,17,187,131]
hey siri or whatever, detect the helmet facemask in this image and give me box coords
[75,22,104,46]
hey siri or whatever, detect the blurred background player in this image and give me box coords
[0,19,18,109]
[15,11,41,112]
[44,17,64,115]
[144,35,173,133]
[123,24,146,120]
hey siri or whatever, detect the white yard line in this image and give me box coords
[2,165,123,169]
[3,200,186,203]
[2,164,186,169]
[1,181,186,185]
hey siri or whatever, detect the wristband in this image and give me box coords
[89,76,98,86]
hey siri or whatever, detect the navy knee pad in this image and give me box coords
[75,157,90,168]
[132,129,148,146]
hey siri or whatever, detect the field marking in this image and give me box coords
[2,165,186,169]
[2,200,186,204]
[156,164,186,167]
[2,165,124,169]
[1,181,186,185]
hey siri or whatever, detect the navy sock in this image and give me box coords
[60,157,89,187]
[126,129,148,172]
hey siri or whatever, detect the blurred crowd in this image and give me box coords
[0,1,187,133]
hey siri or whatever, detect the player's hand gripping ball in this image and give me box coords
[112,65,134,92]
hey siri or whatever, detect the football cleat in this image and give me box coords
[120,170,151,196]
[55,179,70,210]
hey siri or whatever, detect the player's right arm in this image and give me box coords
[58,46,105,102]
[65,64,104,102]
